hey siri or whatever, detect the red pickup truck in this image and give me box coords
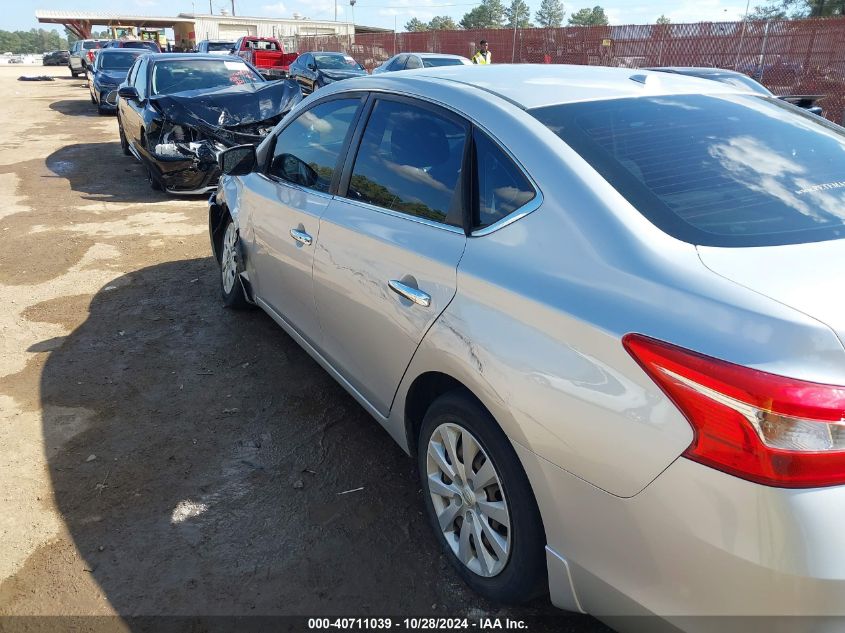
[233,36,298,79]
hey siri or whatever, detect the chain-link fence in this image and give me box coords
[295,17,845,124]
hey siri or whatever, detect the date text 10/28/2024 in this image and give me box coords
[308,618,529,630]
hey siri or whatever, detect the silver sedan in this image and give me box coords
[208,65,845,631]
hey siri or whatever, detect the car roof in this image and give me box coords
[143,53,244,61]
[337,64,757,109]
[412,53,469,59]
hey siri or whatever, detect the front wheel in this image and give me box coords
[418,391,547,604]
[219,219,248,309]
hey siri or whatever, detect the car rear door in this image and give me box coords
[312,95,469,416]
[242,94,365,348]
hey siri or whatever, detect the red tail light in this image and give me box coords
[87,50,95,63]
[623,333,845,488]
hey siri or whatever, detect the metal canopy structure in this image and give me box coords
[35,10,194,39]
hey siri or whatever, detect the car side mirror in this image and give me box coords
[308,63,317,71]
[105,90,118,105]
[118,86,139,101]
[219,145,257,176]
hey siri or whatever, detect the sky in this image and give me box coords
[10,0,753,32]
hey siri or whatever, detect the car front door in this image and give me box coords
[312,95,469,416]
[241,95,365,348]
[122,57,148,152]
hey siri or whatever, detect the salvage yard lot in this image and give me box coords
[0,66,604,631]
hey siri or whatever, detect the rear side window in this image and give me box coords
[423,57,466,67]
[269,98,360,193]
[473,130,535,228]
[530,95,845,247]
[346,98,468,226]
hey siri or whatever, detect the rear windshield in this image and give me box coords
[123,41,158,51]
[83,41,103,49]
[207,42,234,52]
[530,94,845,247]
[150,59,264,95]
[101,51,143,69]
[422,57,465,67]
[314,54,362,70]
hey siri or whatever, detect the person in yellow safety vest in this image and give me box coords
[472,40,491,64]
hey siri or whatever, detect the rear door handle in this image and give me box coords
[388,280,431,307]
[290,228,312,246]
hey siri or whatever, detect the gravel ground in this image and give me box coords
[0,66,611,633]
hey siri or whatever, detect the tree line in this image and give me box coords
[405,0,843,32]
[0,28,114,54]
[405,2,608,31]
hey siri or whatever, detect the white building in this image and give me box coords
[175,13,358,51]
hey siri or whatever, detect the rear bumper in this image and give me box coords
[515,443,845,627]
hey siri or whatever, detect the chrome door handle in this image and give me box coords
[388,280,431,307]
[290,228,312,246]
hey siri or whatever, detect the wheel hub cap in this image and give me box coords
[426,422,511,578]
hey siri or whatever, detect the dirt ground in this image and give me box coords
[0,66,609,633]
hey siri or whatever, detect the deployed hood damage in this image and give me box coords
[149,79,302,163]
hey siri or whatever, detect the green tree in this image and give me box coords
[655,14,671,24]
[0,28,69,53]
[567,5,608,25]
[405,17,429,31]
[428,15,459,29]
[460,0,507,29]
[535,0,565,26]
[506,0,533,27]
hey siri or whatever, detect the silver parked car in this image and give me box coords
[208,65,845,631]
[372,52,471,73]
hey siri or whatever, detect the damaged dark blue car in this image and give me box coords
[114,53,302,194]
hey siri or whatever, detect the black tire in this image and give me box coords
[117,117,131,156]
[147,170,163,191]
[418,391,547,604]
[218,218,249,309]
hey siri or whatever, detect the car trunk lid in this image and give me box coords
[698,239,845,349]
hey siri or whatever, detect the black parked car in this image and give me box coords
[115,53,302,194]
[43,50,69,66]
[88,48,146,114]
[288,52,367,95]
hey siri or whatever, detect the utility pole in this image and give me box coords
[350,0,356,27]
[734,0,751,70]
[512,4,519,62]
[209,0,213,15]
[231,0,236,16]
[335,0,338,22]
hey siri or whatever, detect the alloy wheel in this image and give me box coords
[426,422,511,578]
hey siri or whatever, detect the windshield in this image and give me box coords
[122,41,158,51]
[422,57,466,67]
[530,94,845,247]
[83,41,102,49]
[207,42,234,51]
[314,54,363,70]
[100,51,143,70]
[151,59,264,95]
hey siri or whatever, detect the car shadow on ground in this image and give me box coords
[50,99,101,118]
[45,142,168,203]
[37,258,606,631]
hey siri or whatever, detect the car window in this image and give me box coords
[473,130,536,228]
[405,55,422,70]
[530,94,845,247]
[125,59,138,86]
[207,42,233,52]
[132,58,148,97]
[83,41,102,50]
[388,55,407,71]
[268,98,360,193]
[422,57,466,67]
[101,51,144,70]
[346,98,468,226]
